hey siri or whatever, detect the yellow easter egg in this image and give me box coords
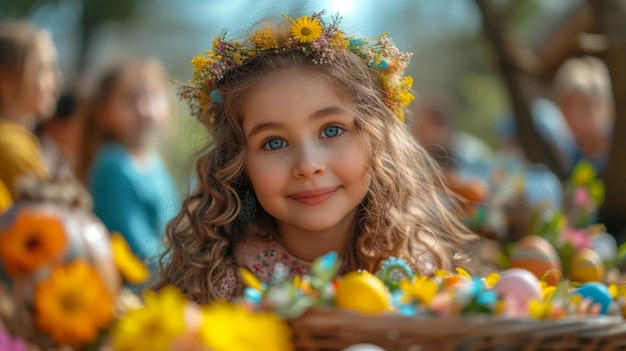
[335,270,392,315]
[569,249,605,282]
[510,235,561,286]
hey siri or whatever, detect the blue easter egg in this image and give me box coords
[572,283,612,315]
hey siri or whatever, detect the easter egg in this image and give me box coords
[335,270,392,315]
[572,282,612,315]
[591,232,617,262]
[569,249,605,282]
[510,235,561,285]
[493,268,542,313]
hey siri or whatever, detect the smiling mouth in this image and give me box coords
[288,187,338,205]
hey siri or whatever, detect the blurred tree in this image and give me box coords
[475,0,567,179]
[0,0,139,72]
[590,0,626,241]
[476,0,626,241]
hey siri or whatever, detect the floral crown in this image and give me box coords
[178,10,415,122]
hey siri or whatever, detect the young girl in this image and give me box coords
[158,12,477,303]
[81,58,180,274]
[0,20,62,202]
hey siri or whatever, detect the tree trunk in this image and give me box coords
[474,0,567,180]
[590,0,626,242]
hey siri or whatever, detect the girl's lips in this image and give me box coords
[288,187,338,205]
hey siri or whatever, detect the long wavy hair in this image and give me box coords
[157,48,478,303]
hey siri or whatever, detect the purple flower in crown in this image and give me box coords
[312,37,328,51]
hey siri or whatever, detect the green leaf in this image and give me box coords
[588,179,605,207]
[550,280,570,302]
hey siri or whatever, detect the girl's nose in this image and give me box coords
[292,141,326,179]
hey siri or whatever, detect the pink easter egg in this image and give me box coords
[493,268,542,314]
[510,235,561,285]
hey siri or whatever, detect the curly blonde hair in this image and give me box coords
[157,48,478,303]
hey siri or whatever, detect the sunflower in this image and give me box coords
[201,302,292,351]
[111,232,149,284]
[0,210,67,276]
[111,286,187,351]
[34,261,114,347]
[400,276,438,305]
[289,16,323,43]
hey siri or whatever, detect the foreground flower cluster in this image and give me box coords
[242,252,626,321]
[0,203,292,351]
[1,202,624,351]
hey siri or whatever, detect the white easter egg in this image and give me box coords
[591,232,617,262]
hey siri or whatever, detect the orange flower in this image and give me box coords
[34,261,114,347]
[0,210,67,276]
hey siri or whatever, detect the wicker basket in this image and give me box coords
[288,309,626,351]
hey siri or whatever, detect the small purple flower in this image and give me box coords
[312,37,328,51]
[218,42,227,53]
[0,326,27,351]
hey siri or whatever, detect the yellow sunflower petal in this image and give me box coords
[484,273,501,288]
[240,268,263,291]
[455,267,471,279]
[111,232,149,284]
[434,269,451,278]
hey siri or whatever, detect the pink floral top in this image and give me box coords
[219,240,312,299]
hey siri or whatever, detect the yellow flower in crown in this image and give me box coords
[288,15,323,43]
[177,10,414,124]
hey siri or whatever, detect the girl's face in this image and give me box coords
[15,33,62,121]
[98,66,169,147]
[242,68,371,235]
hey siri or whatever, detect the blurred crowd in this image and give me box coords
[0,20,180,280]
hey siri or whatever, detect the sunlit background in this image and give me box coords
[0,0,591,190]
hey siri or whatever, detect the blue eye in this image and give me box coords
[263,138,287,150]
[321,126,344,138]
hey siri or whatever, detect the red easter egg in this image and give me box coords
[510,235,562,286]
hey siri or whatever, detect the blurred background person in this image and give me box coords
[0,20,63,206]
[550,55,615,176]
[410,91,492,205]
[80,57,180,275]
[37,91,87,180]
